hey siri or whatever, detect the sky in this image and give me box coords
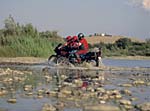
[0,0,150,39]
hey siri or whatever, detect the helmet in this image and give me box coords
[66,36,72,42]
[78,33,84,40]
[73,36,78,41]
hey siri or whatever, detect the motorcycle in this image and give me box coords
[48,43,102,67]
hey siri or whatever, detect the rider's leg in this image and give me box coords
[76,50,87,63]
[75,52,81,63]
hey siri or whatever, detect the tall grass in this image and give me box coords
[0,16,65,57]
[0,36,56,57]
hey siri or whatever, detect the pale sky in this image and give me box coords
[0,0,150,39]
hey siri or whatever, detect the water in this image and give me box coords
[0,59,150,111]
[103,58,150,68]
[0,59,150,69]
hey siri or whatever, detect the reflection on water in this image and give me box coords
[0,67,150,111]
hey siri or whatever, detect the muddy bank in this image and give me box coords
[0,57,47,64]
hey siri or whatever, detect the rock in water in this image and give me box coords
[84,104,120,111]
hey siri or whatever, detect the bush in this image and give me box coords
[115,38,132,49]
[89,38,149,57]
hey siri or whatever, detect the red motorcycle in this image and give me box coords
[48,43,102,67]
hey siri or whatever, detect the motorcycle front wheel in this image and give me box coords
[56,57,72,67]
[48,55,57,65]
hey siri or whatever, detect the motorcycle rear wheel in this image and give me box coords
[88,60,97,67]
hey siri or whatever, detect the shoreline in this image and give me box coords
[0,57,47,64]
[0,57,149,72]
[0,56,149,64]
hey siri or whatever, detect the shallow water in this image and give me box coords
[0,59,150,111]
[103,58,150,68]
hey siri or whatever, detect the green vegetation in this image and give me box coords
[0,15,64,57]
[0,15,149,58]
[89,37,150,57]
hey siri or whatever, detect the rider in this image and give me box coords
[75,33,89,62]
[58,33,89,63]
[77,33,89,54]
[64,36,72,47]
[56,36,72,56]
[69,36,81,50]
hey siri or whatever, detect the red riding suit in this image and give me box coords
[64,36,72,47]
[77,38,89,55]
[69,36,80,50]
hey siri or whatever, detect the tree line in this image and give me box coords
[89,37,150,57]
